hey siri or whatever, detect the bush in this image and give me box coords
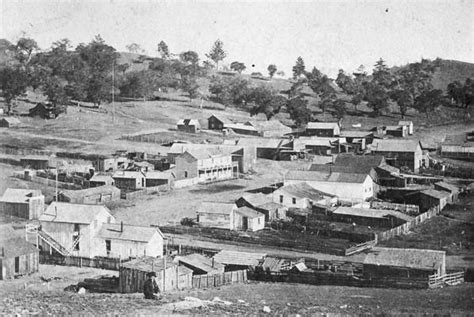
[180,217,196,227]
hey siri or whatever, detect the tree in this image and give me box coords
[267,64,277,78]
[287,96,311,127]
[181,75,199,99]
[292,57,305,79]
[117,63,130,75]
[332,99,347,120]
[306,67,335,98]
[206,39,226,69]
[372,58,392,88]
[447,78,474,108]
[0,66,29,113]
[43,75,69,106]
[157,41,170,59]
[276,70,285,77]
[414,89,444,118]
[230,61,246,74]
[14,37,39,65]
[126,43,144,54]
[364,81,390,116]
[179,51,199,65]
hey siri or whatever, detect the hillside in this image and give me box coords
[431,59,474,90]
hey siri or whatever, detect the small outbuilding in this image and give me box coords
[434,182,459,202]
[234,207,265,231]
[58,185,121,204]
[398,121,414,135]
[0,117,21,128]
[306,122,341,137]
[174,253,225,275]
[112,171,146,190]
[196,202,237,230]
[0,188,45,220]
[419,189,450,211]
[20,156,52,170]
[89,174,115,187]
[213,250,266,271]
[177,119,201,133]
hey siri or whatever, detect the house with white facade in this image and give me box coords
[272,182,337,209]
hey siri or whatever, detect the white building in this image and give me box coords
[272,182,337,209]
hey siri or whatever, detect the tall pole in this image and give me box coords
[55,160,58,201]
[112,61,115,124]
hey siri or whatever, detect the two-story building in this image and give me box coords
[175,149,237,183]
[371,139,424,172]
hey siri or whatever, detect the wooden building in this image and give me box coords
[20,156,52,170]
[0,188,45,220]
[386,125,408,138]
[174,149,236,182]
[0,224,39,280]
[89,174,115,187]
[419,189,450,211]
[97,223,164,258]
[398,121,414,135]
[0,117,21,128]
[440,133,474,160]
[306,122,341,137]
[371,139,424,172]
[174,253,225,275]
[213,250,266,271]
[196,202,237,230]
[145,171,174,187]
[58,185,121,204]
[93,156,130,172]
[234,207,265,231]
[227,138,292,159]
[208,114,231,130]
[272,182,336,210]
[38,202,115,257]
[177,119,201,133]
[29,103,57,119]
[331,206,412,228]
[236,193,287,221]
[112,171,146,190]
[434,181,459,202]
[119,256,193,293]
[246,120,292,138]
[293,137,344,156]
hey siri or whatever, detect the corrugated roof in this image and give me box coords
[434,182,459,193]
[372,139,421,152]
[60,185,120,199]
[197,202,236,215]
[0,188,43,203]
[276,182,335,201]
[98,223,163,242]
[307,122,340,130]
[39,202,113,224]
[421,189,451,200]
[175,253,225,273]
[363,247,445,271]
[235,207,264,218]
[332,207,413,222]
[213,250,266,266]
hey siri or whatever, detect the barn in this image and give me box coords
[0,224,39,280]
[208,114,231,130]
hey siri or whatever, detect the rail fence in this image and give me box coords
[428,271,465,288]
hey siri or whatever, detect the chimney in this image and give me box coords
[120,221,123,233]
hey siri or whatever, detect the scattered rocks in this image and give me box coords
[262,306,271,313]
[77,287,86,294]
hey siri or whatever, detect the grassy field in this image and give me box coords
[0,264,472,315]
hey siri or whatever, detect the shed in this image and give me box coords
[0,188,45,220]
[119,256,193,293]
[145,171,174,187]
[306,122,341,137]
[434,182,459,202]
[419,189,450,211]
[363,247,446,279]
[331,206,412,228]
[234,207,265,231]
[196,202,237,230]
[177,119,201,133]
[20,156,52,170]
[386,125,408,138]
[112,170,146,190]
[89,174,115,187]
[236,193,287,221]
[174,253,225,275]
[246,120,292,138]
[0,117,21,128]
[213,250,266,271]
[58,185,121,204]
[371,139,424,172]
[0,224,39,280]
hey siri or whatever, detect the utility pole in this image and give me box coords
[55,160,58,201]
[112,61,115,124]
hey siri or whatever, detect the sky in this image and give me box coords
[1,0,472,77]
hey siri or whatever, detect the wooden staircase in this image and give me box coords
[38,230,70,256]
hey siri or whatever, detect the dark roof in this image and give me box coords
[334,154,385,173]
[260,256,286,272]
[276,182,335,201]
[239,193,273,208]
[434,182,459,193]
[208,114,232,125]
[420,189,451,200]
[98,223,164,242]
[175,253,225,273]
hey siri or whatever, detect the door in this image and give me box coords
[14,256,20,273]
[242,217,248,230]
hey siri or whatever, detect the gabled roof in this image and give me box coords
[197,201,236,215]
[372,139,422,152]
[239,193,273,208]
[89,174,115,182]
[363,247,445,271]
[285,170,369,184]
[1,117,21,124]
[98,223,164,242]
[168,143,239,156]
[175,253,225,273]
[224,123,258,132]
[0,237,38,258]
[276,182,335,201]
[235,207,264,219]
[434,182,459,193]
[246,120,291,132]
[112,170,145,179]
[182,148,229,160]
[177,119,200,126]
[333,154,385,173]
[332,207,413,222]
[260,256,286,272]
[0,188,43,203]
[328,172,369,183]
[121,256,192,275]
[60,185,120,199]
[208,114,232,125]
[213,250,266,267]
[420,189,451,200]
[39,202,113,224]
[306,122,340,130]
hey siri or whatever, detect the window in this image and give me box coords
[279,195,283,203]
[292,198,296,204]
[73,235,80,251]
[105,240,111,255]
[74,224,80,233]
[184,171,188,178]
[258,218,261,224]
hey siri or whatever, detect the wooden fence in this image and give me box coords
[123,184,169,200]
[192,270,247,289]
[375,204,440,241]
[344,238,378,256]
[428,271,465,288]
[12,172,81,190]
[39,253,127,271]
